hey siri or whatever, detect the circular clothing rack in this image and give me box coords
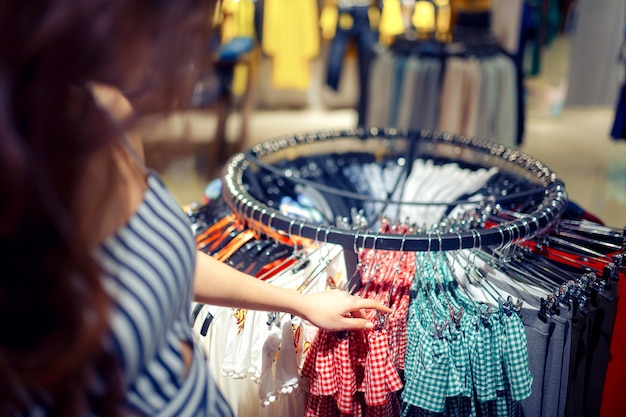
[221,128,568,252]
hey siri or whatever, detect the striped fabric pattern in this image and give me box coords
[94,173,234,417]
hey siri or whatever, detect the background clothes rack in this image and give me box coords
[364,37,522,147]
[205,127,625,417]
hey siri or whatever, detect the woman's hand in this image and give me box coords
[296,289,392,332]
[194,252,392,332]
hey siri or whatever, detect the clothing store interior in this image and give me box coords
[140,1,626,416]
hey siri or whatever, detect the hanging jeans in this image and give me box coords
[325,5,378,126]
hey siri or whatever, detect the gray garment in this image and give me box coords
[392,56,442,132]
[483,266,572,417]
[519,309,552,417]
[463,58,483,137]
[476,56,493,140]
[365,51,394,128]
[493,55,517,148]
[438,57,467,135]
[396,56,422,131]
[388,55,409,128]
[477,57,498,141]
[541,305,573,417]
[565,0,624,106]
[414,59,441,131]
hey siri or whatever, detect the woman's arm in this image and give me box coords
[88,84,392,332]
[193,250,391,331]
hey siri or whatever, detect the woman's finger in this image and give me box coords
[352,297,393,314]
[339,316,375,330]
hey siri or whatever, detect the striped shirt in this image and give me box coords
[94,171,234,417]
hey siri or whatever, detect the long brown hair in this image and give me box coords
[0,1,215,415]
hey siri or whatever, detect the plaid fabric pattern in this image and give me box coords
[402,253,531,416]
[364,329,404,406]
[304,245,532,417]
[446,324,468,398]
[309,330,338,396]
[357,247,412,407]
[391,251,416,370]
[421,336,455,411]
[367,391,402,417]
[391,294,411,370]
[501,312,533,401]
[303,245,413,417]
[364,329,391,405]
[303,324,374,416]
[495,378,521,417]
[401,394,474,417]
[304,394,338,417]
[337,332,357,414]
[471,312,498,402]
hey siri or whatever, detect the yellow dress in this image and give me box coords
[262,0,321,90]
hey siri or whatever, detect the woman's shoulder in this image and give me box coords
[75,83,149,247]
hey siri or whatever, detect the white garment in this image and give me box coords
[362,161,406,227]
[193,242,348,417]
[193,307,260,417]
[398,158,498,227]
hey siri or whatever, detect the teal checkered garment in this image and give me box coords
[401,253,533,417]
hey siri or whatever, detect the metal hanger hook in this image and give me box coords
[353,229,361,254]
[268,211,276,231]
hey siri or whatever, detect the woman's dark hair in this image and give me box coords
[0,1,216,415]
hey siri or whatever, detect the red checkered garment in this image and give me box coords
[387,254,414,370]
[311,330,339,396]
[304,394,338,417]
[350,249,407,408]
[358,314,404,408]
[304,328,367,417]
[352,328,368,385]
[366,392,402,417]
[303,242,414,417]
[336,333,357,414]
[303,331,340,417]
[340,400,363,417]
[390,295,410,370]
[384,340,404,394]
[301,326,320,379]
[363,329,388,406]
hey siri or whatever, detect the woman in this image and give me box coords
[0,1,390,415]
